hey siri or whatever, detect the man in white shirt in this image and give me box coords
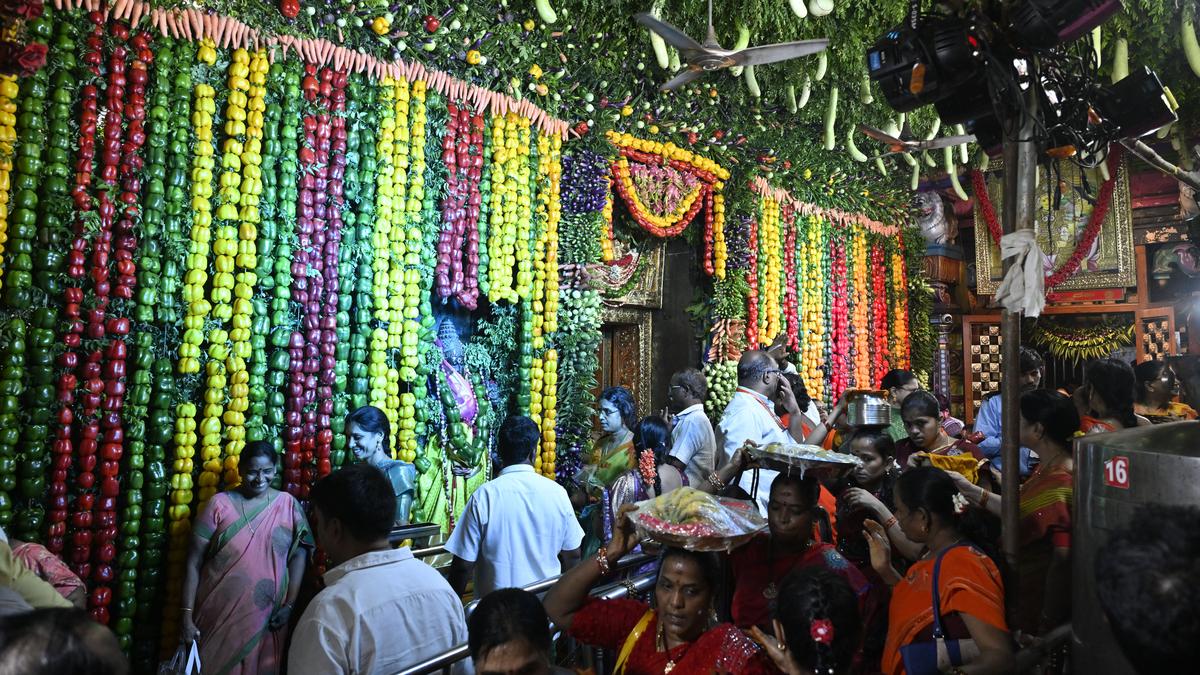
[446,415,584,598]
[290,464,469,675]
[718,350,809,515]
[665,368,717,487]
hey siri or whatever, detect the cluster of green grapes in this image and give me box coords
[703,360,738,420]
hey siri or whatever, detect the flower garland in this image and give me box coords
[971,147,1121,291]
[1031,318,1134,362]
[604,131,729,276]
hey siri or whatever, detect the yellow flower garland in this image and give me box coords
[613,157,705,232]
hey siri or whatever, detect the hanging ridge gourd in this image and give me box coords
[954,123,969,164]
[814,51,827,81]
[847,127,868,161]
[1183,5,1200,78]
[945,147,968,200]
[786,84,798,113]
[730,23,751,76]
[1111,37,1128,83]
[535,0,557,24]
[911,161,921,191]
[648,2,670,69]
[745,65,761,97]
[798,76,812,108]
[860,71,873,104]
[823,85,839,150]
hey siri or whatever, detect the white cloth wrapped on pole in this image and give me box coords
[994,229,1046,317]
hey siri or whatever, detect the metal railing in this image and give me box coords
[397,553,659,675]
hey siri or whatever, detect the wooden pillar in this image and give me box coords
[999,100,1038,573]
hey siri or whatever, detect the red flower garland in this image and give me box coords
[972,147,1121,291]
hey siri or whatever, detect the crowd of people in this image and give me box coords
[0,349,1198,675]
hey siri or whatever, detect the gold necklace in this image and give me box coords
[656,622,693,674]
[238,491,270,535]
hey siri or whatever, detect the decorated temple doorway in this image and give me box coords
[594,307,655,424]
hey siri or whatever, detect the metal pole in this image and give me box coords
[999,94,1038,575]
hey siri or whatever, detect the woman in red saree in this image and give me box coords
[180,441,313,675]
[864,467,1013,675]
[545,506,776,675]
[949,389,1079,640]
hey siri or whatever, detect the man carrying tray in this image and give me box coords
[716,350,844,516]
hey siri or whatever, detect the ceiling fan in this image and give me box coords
[857,121,976,157]
[635,0,830,92]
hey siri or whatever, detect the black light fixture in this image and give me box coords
[866,16,988,113]
[1008,0,1123,49]
[1094,66,1179,139]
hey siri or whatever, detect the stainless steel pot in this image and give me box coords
[846,390,892,426]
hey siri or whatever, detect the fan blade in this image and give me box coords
[919,134,977,150]
[659,67,706,91]
[634,13,706,52]
[727,39,829,67]
[858,124,904,146]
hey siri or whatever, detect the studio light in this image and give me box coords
[866,16,988,113]
[1094,66,1179,139]
[1008,0,1123,49]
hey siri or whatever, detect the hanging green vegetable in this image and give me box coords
[1183,5,1200,78]
[823,85,838,151]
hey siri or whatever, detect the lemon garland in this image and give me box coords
[800,216,826,404]
[712,192,727,280]
[758,196,783,346]
[221,48,267,486]
[370,77,398,452]
[0,75,15,289]
[514,115,535,300]
[600,178,615,263]
[605,131,729,180]
[541,134,561,478]
[850,226,871,388]
[396,78,426,464]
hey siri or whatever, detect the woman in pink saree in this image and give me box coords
[180,441,313,674]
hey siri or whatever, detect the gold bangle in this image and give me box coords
[595,546,611,576]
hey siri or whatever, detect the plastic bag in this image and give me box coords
[158,641,201,675]
[746,441,861,480]
[631,487,767,552]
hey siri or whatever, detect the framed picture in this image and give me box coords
[973,157,1135,294]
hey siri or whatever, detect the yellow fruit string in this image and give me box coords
[396,79,425,464]
[221,48,267,486]
[759,197,782,346]
[891,251,910,368]
[801,216,826,404]
[851,226,871,388]
[164,37,218,649]
[712,192,727,280]
[370,77,398,453]
[600,177,615,263]
[0,75,16,288]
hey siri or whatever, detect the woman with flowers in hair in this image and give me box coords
[749,566,863,675]
[864,467,1014,675]
[610,416,687,515]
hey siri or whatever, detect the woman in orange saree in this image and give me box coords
[865,467,1013,675]
[180,442,313,675]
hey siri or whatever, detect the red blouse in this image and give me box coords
[729,535,873,631]
[568,598,776,675]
